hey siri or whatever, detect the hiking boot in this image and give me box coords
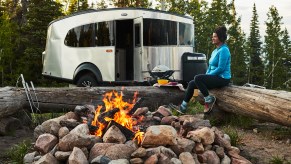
[168,103,186,114]
[204,95,216,114]
[178,104,187,114]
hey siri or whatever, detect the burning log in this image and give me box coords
[103,120,135,140]
[128,98,144,115]
[97,108,120,124]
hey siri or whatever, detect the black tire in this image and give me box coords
[76,73,98,87]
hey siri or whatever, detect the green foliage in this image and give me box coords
[96,0,108,9]
[186,100,204,115]
[5,140,32,164]
[0,1,290,89]
[188,0,209,53]
[227,0,248,85]
[210,113,255,129]
[171,99,204,116]
[0,10,19,86]
[226,114,255,129]
[110,0,152,8]
[17,0,63,86]
[32,113,65,126]
[67,0,89,14]
[246,3,264,86]
[269,155,285,164]
[270,126,291,140]
[222,125,243,146]
[203,0,231,59]
[281,29,291,91]
[264,6,288,90]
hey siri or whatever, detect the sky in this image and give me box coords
[208,0,291,37]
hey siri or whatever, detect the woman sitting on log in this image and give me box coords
[178,26,231,114]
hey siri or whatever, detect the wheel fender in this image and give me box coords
[73,63,102,83]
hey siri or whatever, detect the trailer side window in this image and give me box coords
[179,23,194,46]
[64,21,115,47]
[95,22,115,46]
[143,19,177,46]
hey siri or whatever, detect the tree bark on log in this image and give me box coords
[0,86,185,118]
[197,85,291,127]
[1,85,291,127]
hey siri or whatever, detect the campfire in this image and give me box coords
[24,90,252,164]
[76,90,145,144]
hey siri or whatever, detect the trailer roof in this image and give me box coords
[49,7,193,26]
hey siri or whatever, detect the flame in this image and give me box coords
[133,130,144,144]
[90,90,143,142]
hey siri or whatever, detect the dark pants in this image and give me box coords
[184,74,230,102]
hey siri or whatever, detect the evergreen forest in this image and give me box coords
[0,0,290,91]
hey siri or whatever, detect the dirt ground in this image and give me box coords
[0,127,34,163]
[237,122,291,164]
[0,122,290,163]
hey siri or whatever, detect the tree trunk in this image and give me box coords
[197,85,291,127]
[0,86,185,118]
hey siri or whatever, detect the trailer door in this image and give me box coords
[133,17,143,81]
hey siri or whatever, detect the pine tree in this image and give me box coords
[203,0,232,59]
[227,0,247,85]
[281,28,291,90]
[110,0,151,8]
[264,6,284,89]
[67,0,78,14]
[167,0,187,14]
[187,0,208,53]
[0,0,23,86]
[96,0,108,9]
[246,3,263,85]
[0,11,18,86]
[18,0,63,85]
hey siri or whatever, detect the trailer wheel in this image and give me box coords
[76,73,98,87]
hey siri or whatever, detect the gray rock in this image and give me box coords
[68,147,88,164]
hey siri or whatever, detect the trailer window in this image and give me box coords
[64,21,115,47]
[179,23,194,46]
[143,19,177,46]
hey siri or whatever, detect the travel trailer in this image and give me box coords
[42,8,195,86]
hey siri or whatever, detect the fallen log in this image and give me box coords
[197,85,291,127]
[1,85,291,127]
[0,86,185,118]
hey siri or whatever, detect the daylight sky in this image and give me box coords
[205,0,291,37]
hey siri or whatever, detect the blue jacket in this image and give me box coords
[206,44,231,79]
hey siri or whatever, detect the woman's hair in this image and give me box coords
[214,26,227,42]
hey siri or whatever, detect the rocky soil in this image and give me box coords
[237,122,291,164]
[0,122,290,163]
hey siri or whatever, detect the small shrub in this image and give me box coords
[186,100,204,115]
[218,114,255,129]
[272,126,291,140]
[32,113,65,127]
[5,140,32,164]
[222,125,243,147]
[170,100,203,116]
[269,155,284,164]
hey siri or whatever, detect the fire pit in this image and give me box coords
[24,90,252,164]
